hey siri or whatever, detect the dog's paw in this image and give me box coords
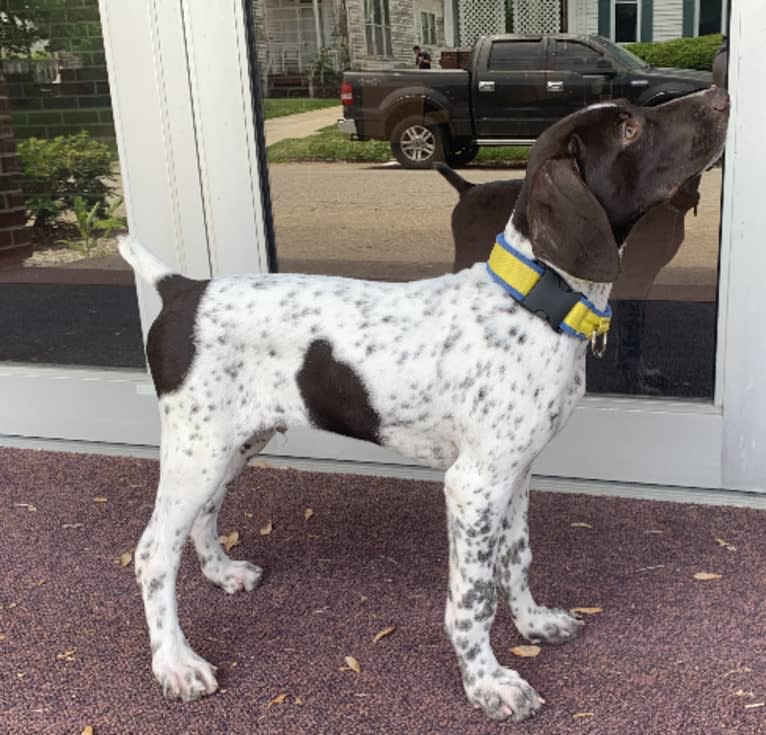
[203,559,263,594]
[218,560,263,595]
[466,667,544,722]
[516,606,584,645]
[152,644,218,702]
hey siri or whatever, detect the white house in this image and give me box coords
[254,0,728,79]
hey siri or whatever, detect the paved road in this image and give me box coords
[269,162,723,299]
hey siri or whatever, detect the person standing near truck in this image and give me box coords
[413,45,431,69]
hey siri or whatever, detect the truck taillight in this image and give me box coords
[340,81,353,106]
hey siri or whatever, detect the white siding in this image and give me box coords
[585,0,599,35]
[653,0,683,41]
[567,0,592,33]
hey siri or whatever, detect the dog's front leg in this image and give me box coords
[495,467,583,645]
[443,456,544,722]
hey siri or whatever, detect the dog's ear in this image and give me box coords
[527,155,621,283]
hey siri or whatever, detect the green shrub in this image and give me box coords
[625,34,723,71]
[17,131,116,225]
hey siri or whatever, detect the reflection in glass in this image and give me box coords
[0,2,142,368]
[253,1,726,400]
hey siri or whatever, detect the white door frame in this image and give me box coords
[3,1,765,496]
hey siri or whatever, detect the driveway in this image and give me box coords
[270,162,723,300]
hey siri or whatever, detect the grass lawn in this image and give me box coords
[267,124,529,167]
[262,97,340,120]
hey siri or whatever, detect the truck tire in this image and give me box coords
[390,116,447,169]
[447,142,479,167]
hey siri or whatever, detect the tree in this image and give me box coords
[0,2,51,60]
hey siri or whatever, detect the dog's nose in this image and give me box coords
[706,84,730,112]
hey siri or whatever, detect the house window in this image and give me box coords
[365,0,392,57]
[420,12,437,45]
[698,0,723,35]
[614,0,639,42]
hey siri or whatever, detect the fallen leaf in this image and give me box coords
[511,645,541,658]
[219,530,240,553]
[56,648,77,662]
[735,689,754,698]
[304,508,314,521]
[570,607,603,616]
[570,522,592,529]
[373,626,396,643]
[724,667,753,678]
[635,564,665,573]
[81,727,94,735]
[266,692,288,708]
[0,634,6,641]
[62,523,83,530]
[572,712,594,719]
[745,702,765,710]
[715,537,737,552]
[259,520,273,536]
[294,696,303,705]
[118,551,133,568]
[93,497,108,504]
[693,572,722,581]
[244,511,253,519]
[359,595,368,603]
[341,655,361,673]
[13,502,37,512]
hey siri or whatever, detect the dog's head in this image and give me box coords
[511,86,730,283]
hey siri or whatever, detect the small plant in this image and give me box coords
[17,131,117,225]
[60,195,126,255]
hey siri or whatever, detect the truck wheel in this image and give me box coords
[390,116,447,169]
[447,142,479,167]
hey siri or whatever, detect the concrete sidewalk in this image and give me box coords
[264,105,342,146]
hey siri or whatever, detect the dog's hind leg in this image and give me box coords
[190,430,273,594]
[495,467,583,645]
[135,427,246,701]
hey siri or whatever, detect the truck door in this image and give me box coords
[543,39,619,130]
[473,38,548,140]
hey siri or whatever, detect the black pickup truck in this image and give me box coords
[338,34,712,168]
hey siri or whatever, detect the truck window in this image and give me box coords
[550,41,606,71]
[488,40,544,71]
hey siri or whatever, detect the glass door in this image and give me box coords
[23,1,761,494]
[0,0,158,446]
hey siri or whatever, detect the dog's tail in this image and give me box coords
[434,162,473,196]
[118,235,177,288]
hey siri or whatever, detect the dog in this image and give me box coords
[121,86,728,722]
[436,163,703,394]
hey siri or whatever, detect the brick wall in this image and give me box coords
[2,0,114,143]
[0,77,31,264]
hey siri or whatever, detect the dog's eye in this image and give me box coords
[622,121,639,141]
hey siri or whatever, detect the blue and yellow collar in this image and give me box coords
[487,233,612,345]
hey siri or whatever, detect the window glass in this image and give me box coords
[252,3,728,401]
[699,0,722,35]
[615,1,639,43]
[551,41,605,70]
[0,0,142,369]
[488,40,544,71]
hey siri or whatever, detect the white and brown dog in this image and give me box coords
[121,86,728,722]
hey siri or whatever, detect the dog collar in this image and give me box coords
[486,233,612,353]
